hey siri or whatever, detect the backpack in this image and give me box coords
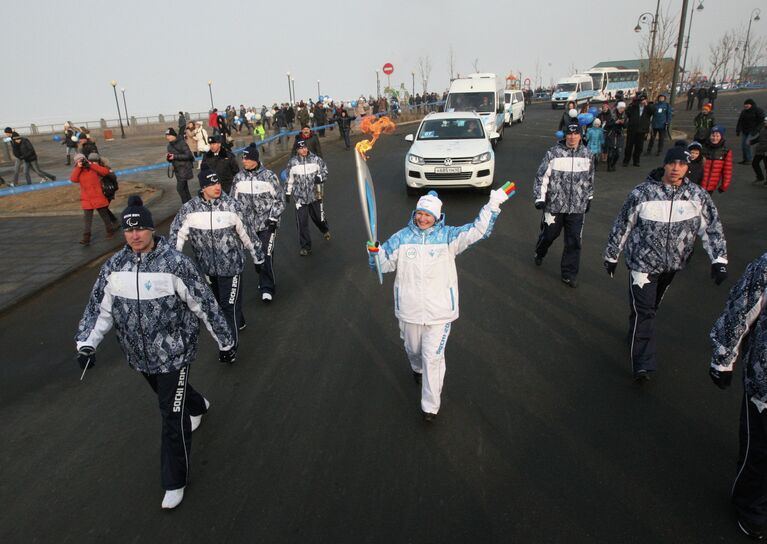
[100,171,119,200]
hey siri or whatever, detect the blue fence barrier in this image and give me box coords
[0,101,444,199]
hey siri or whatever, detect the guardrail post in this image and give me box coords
[158,114,165,123]
[130,116,136,126]
[100,118,107,129]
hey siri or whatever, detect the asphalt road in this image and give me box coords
[2,90,766,543]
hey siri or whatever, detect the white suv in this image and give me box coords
[404,112,496,195]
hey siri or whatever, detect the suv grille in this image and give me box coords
[425,172,473,181]
[423,157,473,165]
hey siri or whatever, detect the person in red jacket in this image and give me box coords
[701,125,733,194]
[70,153,118,245]
[208,108,219,135]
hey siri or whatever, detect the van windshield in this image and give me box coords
[445,92,495,113]
[555,83,577,93]
[417,118,485,140]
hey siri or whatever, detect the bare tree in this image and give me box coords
[417,56,432,94]
[472,58,480,73]
[736,30,767,82]
[636,4,678,97]
[448,45,457,81]
[708,29,738,83]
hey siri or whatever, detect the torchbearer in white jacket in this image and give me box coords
[367,184,515,422]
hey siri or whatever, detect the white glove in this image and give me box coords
[488,188,510,211]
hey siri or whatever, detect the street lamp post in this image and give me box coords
[740,8,762,83]
[287,72,292,104]
[669,0,690,132]
[376,70,380,98]
[635,1,659,92]
[291,78,296,104]
[317,80,321,100]
[207,80,214,110]
[411,72,415,100]
[121,88,129,127]
[680,1,705,87]
[110,80,126,139]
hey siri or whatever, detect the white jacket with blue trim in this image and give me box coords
[373,202,500,325]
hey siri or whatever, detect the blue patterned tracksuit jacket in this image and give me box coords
[533,142,594,214]
[604,168,728,274]
[710,253,767,411]
[75,237,234,374]
[370,202,501,326]
[285,152,328,205]
[168,193,264,277]
[230,165,286,231]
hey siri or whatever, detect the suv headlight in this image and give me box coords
[407,154,425,165]
[472,152,491,164]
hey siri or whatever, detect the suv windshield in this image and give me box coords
[555,83,577,93]
[445,92,495,113]
[417,118,485,140]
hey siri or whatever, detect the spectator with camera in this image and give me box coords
[165,127,195,204]
[69,153,118,245]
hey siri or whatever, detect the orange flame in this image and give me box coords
[355,115,396,160]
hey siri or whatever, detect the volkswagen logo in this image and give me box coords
[443,158,453,166]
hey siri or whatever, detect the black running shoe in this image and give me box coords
[422,411,437,423]
[534,254,543,266]
[413,371,422,385]
[633,369,651,384]
[561,277,578,288]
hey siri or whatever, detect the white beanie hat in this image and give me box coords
[617,101,626,110]
[416,190,442,218]
[593,118,602,128]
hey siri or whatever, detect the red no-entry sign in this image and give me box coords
[382,63,394,75]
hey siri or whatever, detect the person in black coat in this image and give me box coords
[697,86,709,110]
[200,134,239,193]
[736,98,766,164]
[687,87,696,110]
[686,141,705,185]
[10,132,56,185]
[165,128,195,203]
[334,110,356,150]
[313,103,328,137]
[623,95,654,167]
[292,125,323,157]
[708,85,718,107]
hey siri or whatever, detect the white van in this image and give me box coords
[503,90,525,126]
[550,74,596,109]
[444,73,505,144]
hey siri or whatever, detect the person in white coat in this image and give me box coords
[367,188,511,421]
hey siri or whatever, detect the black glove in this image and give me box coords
[604,260,617,278]
[534,201,545,210]
[709,367,732,390]
[314,175,324,184]
[77,346,96,370]
[711,263,728,285]
[586,200,592,213]
[285,194,291,204]
[717,187,724,193]
[266,218,278,231]
[219,348,237,364]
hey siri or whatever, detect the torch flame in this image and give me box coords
[355,115,397,160]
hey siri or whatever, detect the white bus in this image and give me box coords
[586,68,641,102]
[444,73,505,144]
[550,74,596,109]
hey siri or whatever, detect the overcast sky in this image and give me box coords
[2,0,764,126]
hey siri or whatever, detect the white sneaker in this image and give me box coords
[161,487,185,509]
[190,398,210,432]
[262,292,273,303]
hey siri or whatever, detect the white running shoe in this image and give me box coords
[190,398,211,432]
[262,292,273,303]
[161,487,185,509]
